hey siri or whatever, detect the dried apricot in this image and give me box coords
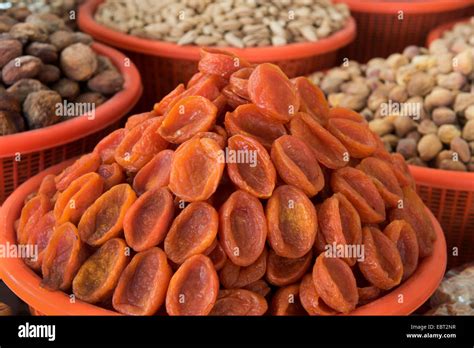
[54,172,104,225]
[248,63,299,123]
[229,67,254,99]
[318,193,362,266]
[37,174,57,200]
[358,286,382,305]
[208,240,227,271]
[266,185,317,259]
[41,222,88,291]
[72,238,130,303]
[224,104,287,150]
[115,117,168,172]
[78,184,137,246]
[159,96,218,144]
[226,134,276,198]
[290,112,348,169]
[389,186,436,258]
[112,247,172,315]
[331,167,386,223]
[357,157,403,208]
[358,226,403,290]
[192,131,227,149]
[312,254,358,313]
[97,163,125,190]
[299,274,336,316]
[210,289,268,316]
[17,193,51,245]
[220,248,267,289]
[243,280,271,298]
[166,254,219,316]
[293,77,330,126]
[24,211,56,271]
[222,84,248,109]
[199,48,250,79]
[383,220,419,281]
[266,249,313,286]
[271,135,324,197]
[153,84,185,115]
[125,112,155,130]
[270,284,306,316]
[55,152,101,191]
[164,202,218,264]
[327,118,378,158]
[133,149,173,195]
[169,137,224,202]
[219,190,267,266]
[329,107,365,123]
[124,187,174,252]
[93,128,127,164]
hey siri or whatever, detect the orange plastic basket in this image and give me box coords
[78,0,356,111]
[0,160,446,316]
[409,166,474,269]
[426,17,471,46]
[334,0,474,62]
[0,43,142,205]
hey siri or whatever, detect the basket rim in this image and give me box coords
[0,160,447,316]
[409,165,474,191]
[0,42,143,158]
[334,0,473,14]
[78,0,356,61]
[426,17,472,45]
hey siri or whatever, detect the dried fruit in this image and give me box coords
[164,201,218,264]
[270,284,306,316]
[41,222,87,291]
[220,248,267,289]
[124,187,174,252]
[24,211,55,271]
[78,184,137,246]
[166,254,219,316]
[55,152,101,192]
[17,193,51,245]
[132,149,174,195]
[210,289,267,316]
[219,190,267,266]
[226,134,276,198]
[271,135,324,197]
[293,76,330,125]
[72,238,130,303]
[112,247,172,315]
[23,90,61,129]
[169,137,224,202]
[266,185,317,258]
[358,226,403,290]
[266,249,312,287]
[199,48,250,79]
[312,254,358,313]
[60,43,98,81]
[290,112,348,169]
[208,240,227,271]
[2,55,43,85]
[153,84,185,115]
[299,274,336,316]
[97,163,125,190]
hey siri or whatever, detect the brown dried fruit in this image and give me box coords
[300,274,336,316]
[270,283,306,316]
[23,90,61,129]
[37,64,60,84]
[2,55,43,85]
[0,39,22,68]
[25,42,57,64]
[87,70,124,95]
[266,249,313,287]
[6,78,47,103]
[60,43,98,81]
[210,289,268,316]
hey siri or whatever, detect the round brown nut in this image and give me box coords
[396,138,417,159]
[2,55,43,85]
[393,117,416,137]
[388,85,408,103]
[435,150,455,167]
[37,64,61,84]
[25,13,66,34]
[417,119,438,135]
[432,107,456,126]
[9,22,48,43]
[25,42,58,64]
[6,78,48,103]
[439,159,467,171]
[60,43,98,81]
[406,157,427,167]
[465,105,474,120]
[406,72,434,97]
[52,78,80,99]
[450,137,471,163]
[424,88,454,111]
[0,14,18,33]
[406,130,421,143]
[87,70,124,95]
[0,110,20,135]
[0,39,22,69]
[23,90,62,129]
[462,120,474,142]
[369,118,394,136]
[454,93,474,115]
[74,92,105,107]
[436,72,466,91]
[0,92,21,113]
[438,124,461,144]
[49,30,75,51]
[417,134,443,161]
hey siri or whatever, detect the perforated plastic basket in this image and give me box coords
[78,0,356,112]
[0,43,142,204]
[334,0,474,62]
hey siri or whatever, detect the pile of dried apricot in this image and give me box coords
[17,48,437,316]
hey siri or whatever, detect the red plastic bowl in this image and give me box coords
[0,161,446,315]
[0,42,142,204]
[78,0,356,111]
[334,0,474,62]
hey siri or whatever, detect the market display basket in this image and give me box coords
[78,0,356,112]
[0,43,142,205]
[334,0,474,62]
[0,160,447,316]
